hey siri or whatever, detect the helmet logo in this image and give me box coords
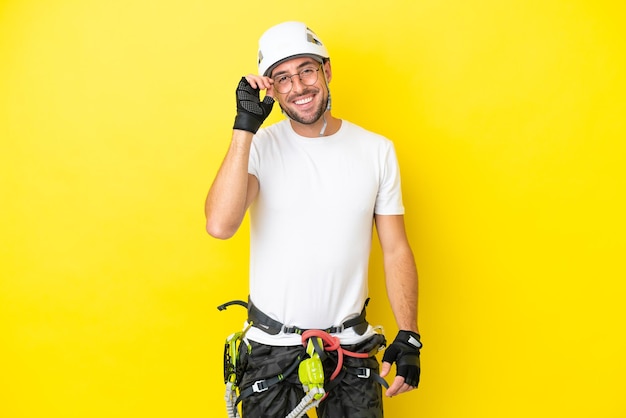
[306,28,323,47]
[258,50,264,66]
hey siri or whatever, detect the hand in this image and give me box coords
[380,330,421,397]
[233,76,275,133]
[244,74,274,93]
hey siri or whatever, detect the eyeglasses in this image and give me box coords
[272,65,321,94]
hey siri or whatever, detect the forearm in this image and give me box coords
[205,129,255,239]
[384,246,419,333]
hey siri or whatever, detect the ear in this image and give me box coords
[323,59,332,83]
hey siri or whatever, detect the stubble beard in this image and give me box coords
[281,88,329,125]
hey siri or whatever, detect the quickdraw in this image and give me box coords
[219,300,250,418]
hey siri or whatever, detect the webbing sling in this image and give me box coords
[247,297,370,336]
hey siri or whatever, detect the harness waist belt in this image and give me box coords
[247,297,370,336]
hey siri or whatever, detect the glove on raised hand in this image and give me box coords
[382,330,422,388]
[233,77,274,133]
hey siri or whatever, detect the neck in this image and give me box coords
[290,111,341,138]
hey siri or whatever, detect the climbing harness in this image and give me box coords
[218,298,388,418]
[247,297,370,336]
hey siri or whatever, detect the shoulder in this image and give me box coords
[340,121,395,154]
[341,121,392,143]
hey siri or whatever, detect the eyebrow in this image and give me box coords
[272,60,319,77]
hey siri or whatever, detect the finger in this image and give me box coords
[385,376,406,397]
[245,75,273,91]
[386,377,416,397]
[379,362,392,378]
[395,382,415,395]
[244,75,259,89]
[259,77,274,91]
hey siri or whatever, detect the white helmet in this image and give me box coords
[258,21,330,77]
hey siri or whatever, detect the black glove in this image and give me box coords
[233,77,274,133]
[382,330,422,387]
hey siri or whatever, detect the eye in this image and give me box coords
[300,68,315,77]
[275,75,289,84]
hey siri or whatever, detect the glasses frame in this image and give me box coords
[272,64,322,94]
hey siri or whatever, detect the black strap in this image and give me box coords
[325,366,389,394]
[247,297,370,336]
[236,355,301,405]
[247,298,284,335]
[348,366,389,389]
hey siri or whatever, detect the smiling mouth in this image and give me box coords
[293,96,314,105]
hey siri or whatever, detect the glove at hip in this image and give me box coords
[382,330,422,388]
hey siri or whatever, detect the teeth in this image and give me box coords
[294,97,313,105]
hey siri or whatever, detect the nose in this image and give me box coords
[290,74,306,93]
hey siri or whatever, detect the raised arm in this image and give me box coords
[205,131,258,239]
[204,76,274,239]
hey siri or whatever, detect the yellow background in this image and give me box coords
[1,1,625,417]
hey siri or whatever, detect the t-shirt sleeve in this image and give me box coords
[374,141,405,215]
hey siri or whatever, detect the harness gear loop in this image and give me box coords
[218,300,251,418]
[217,300,248,311]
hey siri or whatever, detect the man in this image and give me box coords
[205,21,421,418]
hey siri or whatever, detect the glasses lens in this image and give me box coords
[300,68,318,86]
[275,76,291,94]
[273,67,319,94]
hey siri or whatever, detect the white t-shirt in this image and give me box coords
[245,119,404,346]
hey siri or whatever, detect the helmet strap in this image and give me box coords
[319,65,332,136]
[319,114,328,136]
